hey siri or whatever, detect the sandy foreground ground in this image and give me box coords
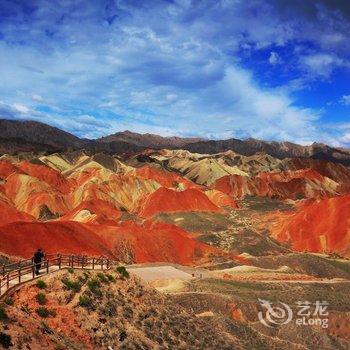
[127,265,194,282]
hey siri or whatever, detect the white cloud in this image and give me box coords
[166,94,178,102]
[340,132,350,144]
[0,101,111,139]
[268,52,280,65]
[31,94,44,102]
[340,95,350,105]
[299,53,349,78]
[208,67,320,141]
[13,104,30,114]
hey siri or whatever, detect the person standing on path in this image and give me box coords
[33,249,45,275]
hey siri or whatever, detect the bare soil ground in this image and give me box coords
[127,265,194,282]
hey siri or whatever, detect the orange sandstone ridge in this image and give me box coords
[136,165,198,189]
[138,187,221,218]
[269,194,350,257]
[214,168,340,200]
[0,220,221,264]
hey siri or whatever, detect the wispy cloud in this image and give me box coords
[340,95,350,105]
[299,53,349,78]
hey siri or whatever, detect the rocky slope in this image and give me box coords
[0,120,84,152]
[1,269,243,349]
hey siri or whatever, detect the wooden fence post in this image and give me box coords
[46,260,49,274]
[18,268,21,283]
[6,273,9,289]
[92,258,95,270]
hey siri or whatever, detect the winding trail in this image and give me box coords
[1,256,348,299]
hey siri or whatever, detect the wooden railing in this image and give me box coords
[0,254,115,297]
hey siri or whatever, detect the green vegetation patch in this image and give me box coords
[4,298,13,306]
[36,307,56,318]
[36,292,47,305]
[97,272,110,283]
[106,273,116,282]
[87,278,102,295]
[78,295,93,309]
[61,277,82,293]
[36,279,47,289]
[116,266,129,279]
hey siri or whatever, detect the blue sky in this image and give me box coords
[0,0,350,146]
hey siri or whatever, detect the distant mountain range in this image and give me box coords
[1,119,349,165]
[99,130,204,149]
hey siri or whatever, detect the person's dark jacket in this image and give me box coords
[33,251,44,263]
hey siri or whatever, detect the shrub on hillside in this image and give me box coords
[106,273,116,282]
[78,295,93,309]
[78,273,90,284]
[36,307,56,318]
[4,298,13,306]
[116,266,129,279]
[0,307,8,321]
[87,278,101,296]
[61,277,81,293]
[97,272,109,283]
[36,293,47,305]
[36,279,47,289]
